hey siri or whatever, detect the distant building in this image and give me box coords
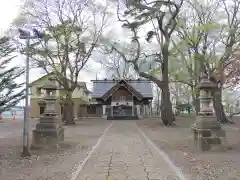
[82,79,153,120]
[29,72,90,118]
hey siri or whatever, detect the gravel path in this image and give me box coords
[0,119,110,180]
[1,117,239,180]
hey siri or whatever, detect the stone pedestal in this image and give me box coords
[192,72,226,151]
[31,78,64,149]
[192,114,226,151]
[32,116,64,149]
[194,116,222,129]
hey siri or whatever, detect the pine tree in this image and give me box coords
[0,36,25,114]
[118,0,183,125]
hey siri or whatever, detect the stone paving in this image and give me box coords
[76,121,183,180]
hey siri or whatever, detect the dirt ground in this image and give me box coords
[0,119,110,180]
[1,117,240,180]
[137,116,240,180]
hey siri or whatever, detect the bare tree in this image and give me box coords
[14,0,109,124]
[104,0,183,126]
[170,82,191,105]
[100,50,135,79]
[171,0,240,123]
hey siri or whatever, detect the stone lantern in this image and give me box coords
[191,72,226,151]
[32,77,64,149]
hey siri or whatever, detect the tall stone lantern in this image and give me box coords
[191,72,226,151]
[32,77,64,149]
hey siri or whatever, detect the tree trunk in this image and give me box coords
[191,86,200,115]
[156,89,161,115]
[193,94,200,115]
[62,92,75,125]
[159,44,175,126]
[212,88,230,124]
[160,83,175,126]
[156,103,160,115]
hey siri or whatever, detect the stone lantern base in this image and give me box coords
[191,116,226,151]
[31,116,64,149]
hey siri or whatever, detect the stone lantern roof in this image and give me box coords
[196,73,217,90]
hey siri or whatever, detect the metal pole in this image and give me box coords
[21,37,31,157]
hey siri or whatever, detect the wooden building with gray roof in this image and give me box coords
[83,78,153,120]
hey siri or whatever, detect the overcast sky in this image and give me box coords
[0,0,150,91]
[0,0,112,91]
[1,0,239,101]
[0,0,20,33]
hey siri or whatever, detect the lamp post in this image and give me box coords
[19,28,45,157]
